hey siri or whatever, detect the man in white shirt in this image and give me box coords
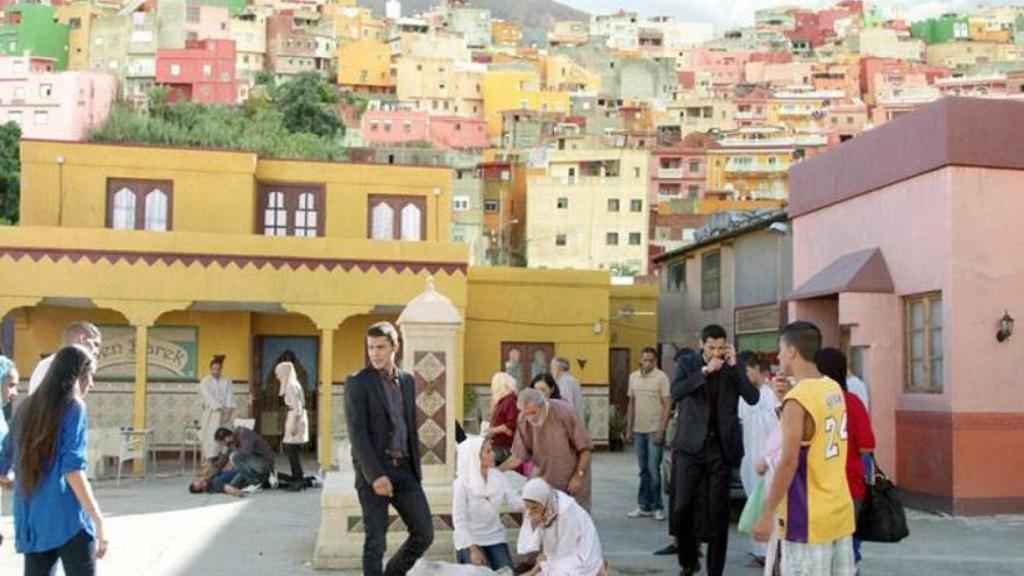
[550,356,585,424]
[625,347,672,521]
[29,322,102,394]
[846,371,870,413]
[199,355,234,460]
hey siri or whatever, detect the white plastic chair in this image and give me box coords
[114,429,151,488]
[87,428,121,480]
[179,426,202,475]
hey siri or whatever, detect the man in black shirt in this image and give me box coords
[671,325,760,576]
[346,322,433,576]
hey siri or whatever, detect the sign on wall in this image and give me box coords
[96,326,199,381]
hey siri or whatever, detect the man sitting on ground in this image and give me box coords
[212,426,275,491]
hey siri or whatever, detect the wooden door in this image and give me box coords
[609,348,631,416]
[500,342,555,390]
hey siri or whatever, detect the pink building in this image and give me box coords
[824,100,869,145]
[733,88,769,127]
[812,62,860,100]
[788,98,1024,515]
[935,74,1009,98]
[184,4,229,43]
[0,55,116,141]
[155,39,237,104]
[860,57,949,105]
[361,107,489,150]
[688,48,753,90]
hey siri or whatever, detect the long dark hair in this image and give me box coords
[816,347,849,392]
[15,345,93,496]
[530,372,561,400]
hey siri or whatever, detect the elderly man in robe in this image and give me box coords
[199,355,234,461]
[499,388,594,512]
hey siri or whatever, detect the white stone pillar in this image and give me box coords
[397,277,463,486]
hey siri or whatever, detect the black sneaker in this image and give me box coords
[654,543,678,555]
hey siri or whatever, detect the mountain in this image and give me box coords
[357,0,589,31]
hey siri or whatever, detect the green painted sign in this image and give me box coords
[96,326,199,381]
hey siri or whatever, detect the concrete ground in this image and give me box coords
[2,451,1023,575]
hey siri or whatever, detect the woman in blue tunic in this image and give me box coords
[0,345,108,576]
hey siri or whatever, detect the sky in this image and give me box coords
[555,0,1021,30]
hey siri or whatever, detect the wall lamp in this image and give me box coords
[997,310,1015,343]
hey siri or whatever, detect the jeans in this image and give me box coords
[229,452,272,488]
[456,542,514,570]
[24,529,96,576]
[634,432,664,512]
[357,459,435,576]
[853,499,863,563]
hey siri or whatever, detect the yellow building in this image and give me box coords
[543,54,601,93]
[765,89,844,135]
[3,140,645,470]
[967,17,1013,44]
[322,3,387,44]
[526,148,650,277]
[395,54,485,118]
[482,69,571,138]
[491,21,522,48]
[56,3,101,71]
[336,39,394,93]
[705,126,825,205]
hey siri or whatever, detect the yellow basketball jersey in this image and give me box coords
[778,377,856,544]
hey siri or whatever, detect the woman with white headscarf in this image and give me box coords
[452,436,523,569]
[276,361,309,491]
[518,478,606,576]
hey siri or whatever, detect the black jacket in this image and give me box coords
[671,352,760,466]
[345,365,422,487]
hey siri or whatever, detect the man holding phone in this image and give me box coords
[671,324,760,576]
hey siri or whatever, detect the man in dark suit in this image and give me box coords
[672,325,759,576]
[345,322,434,576]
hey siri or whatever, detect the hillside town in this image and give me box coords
[4,0,1024,273]
[2,1,1024,575]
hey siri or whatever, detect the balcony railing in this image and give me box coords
[724,161,787,173]
[529,175,624,187]
[778,106,814,116]
[657,167,684,179]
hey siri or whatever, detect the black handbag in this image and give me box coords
[856,456,910,543]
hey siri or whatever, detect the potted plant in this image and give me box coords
[608,405,627,452]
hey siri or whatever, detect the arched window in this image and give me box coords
[112,187,136,230]
[263,191,288,236]
[294,192,318,237]
[257,184,324,237]
[371,201,394,240]
[144,188,168,231]
[400,203,421,241]
[366,196,427,241]
[107,179,173,231]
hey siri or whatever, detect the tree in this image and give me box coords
[275,72,344,139]
[0,122,20,225]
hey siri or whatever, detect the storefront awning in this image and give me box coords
[789,248,894,301]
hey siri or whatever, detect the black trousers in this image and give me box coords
[357,460,434,576]
[673,438,733,576]
[24,529,96,576]
[284,443,305,483]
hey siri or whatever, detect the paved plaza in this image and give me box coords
[2,451,1023,575]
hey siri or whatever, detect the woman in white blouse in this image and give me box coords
[518,478,606,576]
[452,436,523,569]
[276,361,309,492]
